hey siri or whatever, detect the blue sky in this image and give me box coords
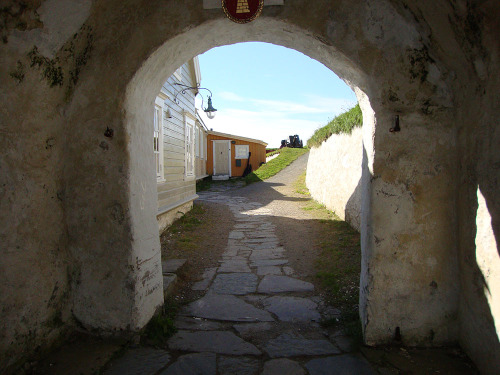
[196,42,357,148]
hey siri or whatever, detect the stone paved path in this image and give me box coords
[102,154,477,375]
[104,154,376,374]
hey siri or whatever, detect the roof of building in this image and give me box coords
[207,130,268,146]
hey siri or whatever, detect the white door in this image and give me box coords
[214,141,230,176]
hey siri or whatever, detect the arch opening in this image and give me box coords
[118,16,446,348]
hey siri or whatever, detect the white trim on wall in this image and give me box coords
[173,66,182,81]
[154,96,165,182]
[212,140,231,176]
[184,116,196,179]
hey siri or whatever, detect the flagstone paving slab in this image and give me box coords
[250,259,288,267]
[263,296,321,322]
[305,354,376,375]
[245,232,276,238]
[234,224,258,229]
[159,352,216,375]
[248,243,281,250]
[104,348,170,375]
[182,294,274,322]
[233,322,274,338]
[249,250,285,261]
[263,334,340,357]
[218,356,260,375]
[217,260,251,273]
[210,273,258,295]
[262,358,306,375]
[238,250,252,257]
[168,331,261,355]
[163,274,177,296]
[243,238,279,243]
[191,267,217,291]
[174,316,224,331]
[228,231,245,239]
[162,259,187,273]
[258,275,315,294]
[256,266,283,275]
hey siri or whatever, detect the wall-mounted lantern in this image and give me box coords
[173,83,217,119]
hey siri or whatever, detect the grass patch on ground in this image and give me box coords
[245,147,309,185]
[307,104,362,148]
[293,171,310,195]
[196,178,212,192]
[295,174,362,345]
[160,204,205,252]
[141,298,178,346]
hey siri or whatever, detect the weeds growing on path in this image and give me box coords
[142,298,178,346]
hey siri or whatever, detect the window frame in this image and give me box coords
[154,97,165,182]
[184,116,196,179]
[195,124,200,158]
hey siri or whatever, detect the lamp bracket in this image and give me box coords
[173,83,213,104]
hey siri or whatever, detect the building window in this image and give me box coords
[204,132,207,160]
[185,117,195,178]
[195,125,200,158]
[154,103,164,180]
[199,128,204,160]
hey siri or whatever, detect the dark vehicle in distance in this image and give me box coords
[280,134,303,148]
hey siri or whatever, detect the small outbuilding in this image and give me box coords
[206,130,267,179]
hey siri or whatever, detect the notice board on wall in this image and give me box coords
[235,145,249,159]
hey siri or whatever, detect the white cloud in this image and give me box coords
[199,108,324,148]
[197,92,358,148]
[218,91,245,101]
[303,94,357,114]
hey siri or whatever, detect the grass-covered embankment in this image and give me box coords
[245,147,309,185]
[307,104,362,148]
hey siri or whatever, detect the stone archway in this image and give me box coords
[1,1,498,374]
[122,15,459,350]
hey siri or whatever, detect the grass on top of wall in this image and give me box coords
[245,147,309,185]
[307,104,362,149]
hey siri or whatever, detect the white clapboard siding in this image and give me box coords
[156,58,204,212]
[155,58,208,214]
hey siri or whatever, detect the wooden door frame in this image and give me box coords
[212,140,231,176]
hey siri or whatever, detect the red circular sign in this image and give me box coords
[222,0,264,24]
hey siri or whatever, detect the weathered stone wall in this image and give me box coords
[455,5,500,371]
[306,127,363,230]
[0,1,499,374]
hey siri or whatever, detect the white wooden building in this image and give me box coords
[154,57,208,232]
